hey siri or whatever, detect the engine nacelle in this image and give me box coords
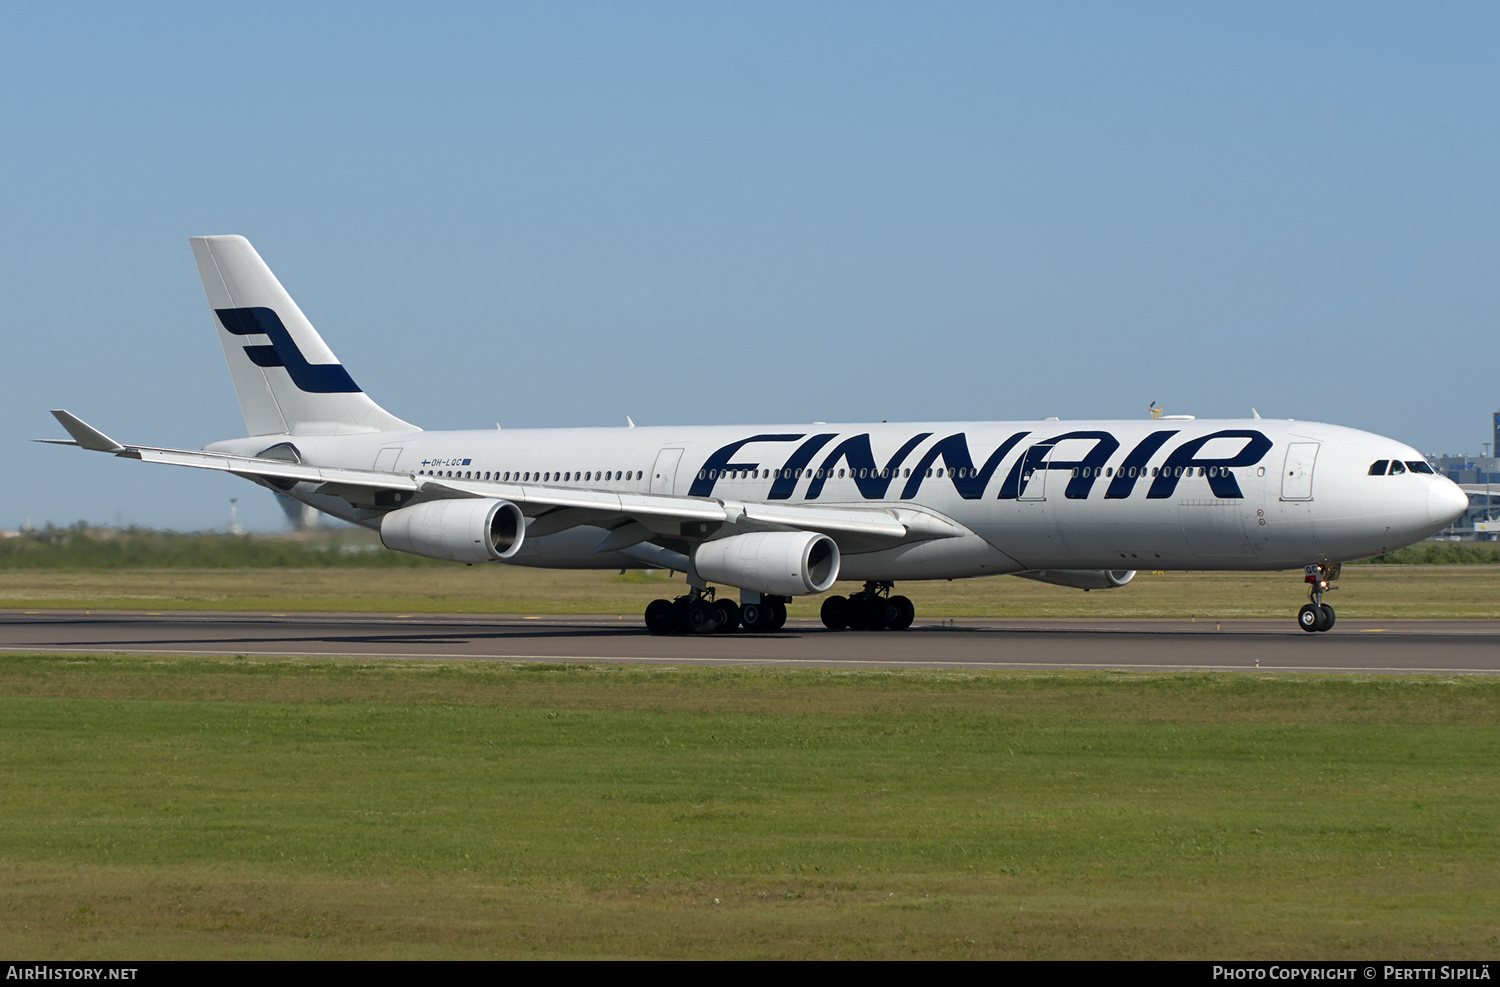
[1015,569,1136,591]
[380,498,525,563]
[694,531,841,597]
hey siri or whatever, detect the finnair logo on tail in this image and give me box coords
[216,307,361,393]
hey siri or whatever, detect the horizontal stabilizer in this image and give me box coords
[50,410,125,452]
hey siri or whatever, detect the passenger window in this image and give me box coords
[1369,460,1388,475]
[1389,461,1406,475]
[1407,461,1434,474]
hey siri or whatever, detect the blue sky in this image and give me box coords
[3,2,1497,531]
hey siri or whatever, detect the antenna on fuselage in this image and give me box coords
[1252,408,1261,419]
[626,417,636,429]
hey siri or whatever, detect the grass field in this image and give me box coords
[2,564,1499,619]
[1,655,1497,959]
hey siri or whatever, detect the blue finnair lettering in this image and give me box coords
[997,431,1119,500]
[688,427,1274,502]
[805,433,932,500]
[216,307,362,394]
[768,433,837,500]
[902,432,1029,500]
[1105,430,1179,499]
[1146,429,1272,499]
[689,434,804,497]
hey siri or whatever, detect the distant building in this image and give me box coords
[1425,410,1500,541]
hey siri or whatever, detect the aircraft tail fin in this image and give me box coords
[189,235,418,436]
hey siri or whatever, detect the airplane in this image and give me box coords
[44,235,1470,635]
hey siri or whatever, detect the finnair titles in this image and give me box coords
[46,236,1469,635]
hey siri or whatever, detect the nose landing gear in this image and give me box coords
[1297,563,1339,633]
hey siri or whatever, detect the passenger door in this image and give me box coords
[650,448,684,495]
[1281,443,1319,501]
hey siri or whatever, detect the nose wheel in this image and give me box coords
[1298,563,1339,633]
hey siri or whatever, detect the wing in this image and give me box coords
[45,411,969,555]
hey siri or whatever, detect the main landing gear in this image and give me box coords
[644,589,788,635]
[820,581,915,631]
[1297,562,1339,633]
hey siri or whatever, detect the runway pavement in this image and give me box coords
[1,609,1497,673]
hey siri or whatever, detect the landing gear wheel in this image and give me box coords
[821,595,849,630]
[715,599,741,632]
[844,595,866,630]
[1298,562,1340,635]
[769,601,787,630]
[888,595,915,631]
[855,594,891,630]
[684,599,719,634]
[644,598,675,635]
[740,603,765,631]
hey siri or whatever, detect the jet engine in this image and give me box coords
[693,531,841,597]
[380,498,525,563]
[1015,569,1136,591]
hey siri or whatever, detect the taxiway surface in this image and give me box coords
[1,610,1496,674]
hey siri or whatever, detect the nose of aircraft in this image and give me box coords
[1428,477,1470,526]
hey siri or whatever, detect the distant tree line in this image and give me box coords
[1356,542,1500,565]
[0,525,445,569]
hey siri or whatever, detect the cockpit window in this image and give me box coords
[1369,460,1389,475]
[1406,461,1435,474]
[1389,460,1407,475]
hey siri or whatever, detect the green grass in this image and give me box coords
[4,527,1499,618]
[1,655,1498,958]
[3,564,1499,618]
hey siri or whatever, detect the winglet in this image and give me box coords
[50,410,127,453]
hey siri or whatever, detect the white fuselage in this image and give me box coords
[207,417,1467,580]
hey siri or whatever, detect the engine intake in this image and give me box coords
[380,498,525,563]
[1015,569,1136,591]
[694,531,841,597]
